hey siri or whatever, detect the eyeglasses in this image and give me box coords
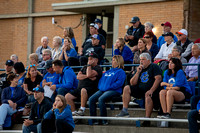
[43,54,49,56]
[30,64,36,67]
[144,36,150,38]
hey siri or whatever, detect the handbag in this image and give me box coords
[22,103,32,116]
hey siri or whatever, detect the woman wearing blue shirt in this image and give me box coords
[159,58,192,119]
[114,38,133,71]
[59,37,79,67]
[0,73,27,130]
[42,95,75,133]
[89,55,126,125]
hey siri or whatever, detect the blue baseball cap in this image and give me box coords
[91,34,100,40]
[94,18,102,24]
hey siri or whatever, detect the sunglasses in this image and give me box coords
[144,36,150,38]
[177,34,182,37]
[30,64,36,67]
[33,87,39,91]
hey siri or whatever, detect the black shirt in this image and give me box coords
[24,75,43,91]
[0,72,13,89]
[78,65,102,89]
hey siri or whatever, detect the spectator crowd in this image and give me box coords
[0,16,200,133]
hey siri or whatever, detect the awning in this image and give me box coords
[52,0,166,14]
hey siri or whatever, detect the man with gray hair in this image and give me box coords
[36,36,52,63]
[116,53,162,126]
[10,54,18,64]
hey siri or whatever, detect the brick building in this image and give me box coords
[0,0,199,68]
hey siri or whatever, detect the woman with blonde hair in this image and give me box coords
[89,55,126,125]
[42,95,75,133]
[63,27,76,48]
[23,64,43,102]
[114,37,133,71]
[59,37,78,66]
[52,36,62,60]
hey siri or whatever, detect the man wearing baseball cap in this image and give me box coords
[81,23,106,54]
[41,60,59,101]
[176,29,194,61]
[157,22,178,49]
[22,86,52,133]
[124,16,145,52]
[66,51,102,116]
[94,18,107,40]
[80,34,105,66]
[0,60,14,99]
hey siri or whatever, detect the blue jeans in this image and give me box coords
[188,110,200,133]
[22,123,41,133]
[89,90,120,117]
[57,88,71,96]
[0,104,17,125]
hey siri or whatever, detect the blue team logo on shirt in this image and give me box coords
[105,72,115,77]
[140,71,149,83]
[168,78,175,85]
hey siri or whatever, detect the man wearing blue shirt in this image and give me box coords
[50,60,78,96]
[157,22,178,49]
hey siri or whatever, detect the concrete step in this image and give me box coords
[74,125,190,133]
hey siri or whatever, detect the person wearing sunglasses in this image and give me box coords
[0,73,27,130]
[22,86,52,133]
[124,16,145,52]
[144,31,159,61]
[144,22,157,44]
[24,64,43,103]
[176,29,194,61]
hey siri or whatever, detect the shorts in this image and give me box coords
[130,85,161,110]
[70,87,97,100]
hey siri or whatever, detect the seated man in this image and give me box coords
[185,44,200,82]
[50,59,78,96]
[0,60,14,102]
[65,52,102,116]
[187,95,200,133]
[39,49,52,76]
[116,53,162,126]
[22,87,52,133]
[41,60,59,101]
[80,34,105,66]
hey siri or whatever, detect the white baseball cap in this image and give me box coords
[176,29,188,36]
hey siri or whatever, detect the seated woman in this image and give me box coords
[134,38,151,64]
[114,37,133,71]
[144,22,157,44]
[63,27,77,48]
[42,95,75,133]
[159,58,192,118]
[89,55,126,125]
[52,36,62,60]
[154,32,176,61]
[24,64,43,103]
[59,37,79,67]
[0,73,27,130]
[144,31,159,61]
[14,62,26,88]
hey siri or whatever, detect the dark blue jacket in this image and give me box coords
[114,45,133,62]
[44,105,75,129]
[1,86,27,108]
[149,43,159,60]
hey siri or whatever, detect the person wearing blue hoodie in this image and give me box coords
[159,58,192,119]
[89,55,126,125]
[42,95,75,133]
[50,59,78,97]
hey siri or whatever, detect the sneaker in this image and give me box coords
[141,121,150,127]
[116,110,129,117]
[72,111,77,116]
[76,109,84,116]
[160,113,171,119]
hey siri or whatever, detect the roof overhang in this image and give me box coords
[52,0,167,14]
